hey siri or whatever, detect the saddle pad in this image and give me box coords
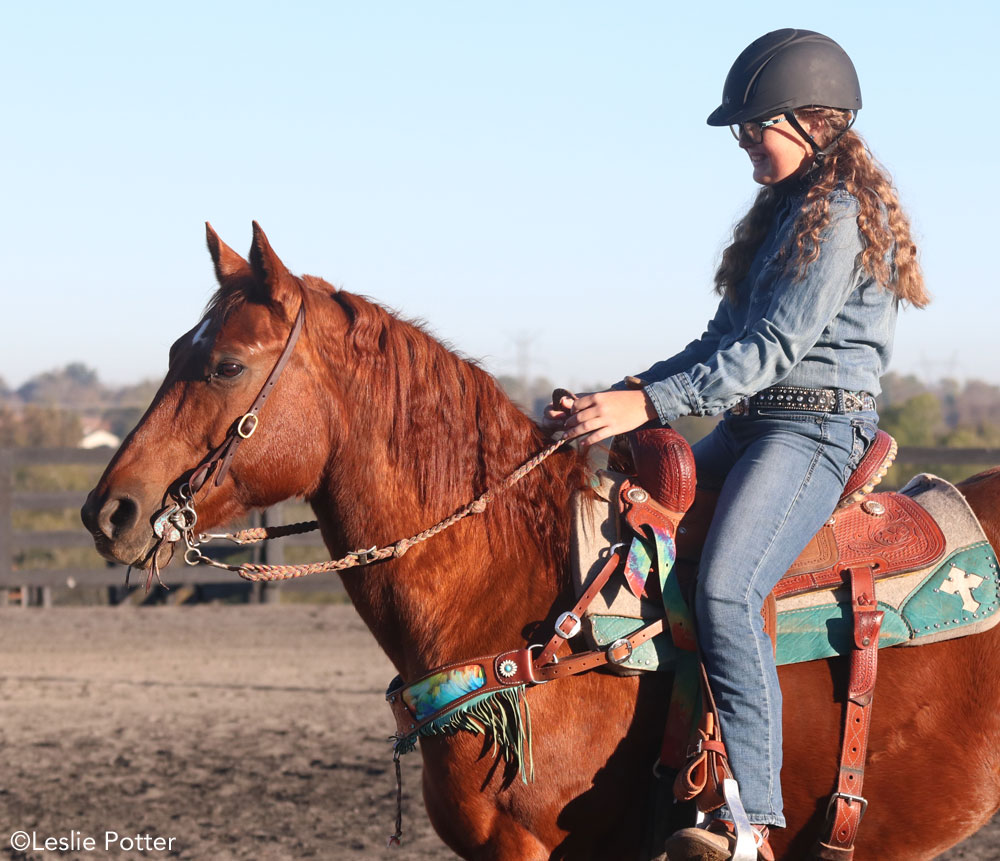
[775,474,1000,664]
[571,472,1000,672]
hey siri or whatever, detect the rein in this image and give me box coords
[143,301,568,585]
[181,435,568,582]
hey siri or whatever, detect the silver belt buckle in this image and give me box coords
[729,397,749,416]
[843,391,869,412]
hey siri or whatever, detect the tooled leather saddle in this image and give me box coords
[615,425,944,860]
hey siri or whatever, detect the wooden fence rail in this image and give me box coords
[4,444,1000,607]
[0,447,339,606]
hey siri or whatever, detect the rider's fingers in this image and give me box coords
[563,412,591,432]
[575,427,613,450]
[564,415,612,440]
[568,393,598,412]
[565,402,606,429]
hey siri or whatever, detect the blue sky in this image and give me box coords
[2,1,995,392]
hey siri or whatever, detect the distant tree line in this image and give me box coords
[4,364,1000,450]
[877,372,1000,447]
[1,363,159,448]
[0,405,82,448]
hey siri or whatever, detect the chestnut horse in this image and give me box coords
[82,224,1000,860]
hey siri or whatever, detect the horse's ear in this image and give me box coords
[205,222,252,285]
[248,221,300,316]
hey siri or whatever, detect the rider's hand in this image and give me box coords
[563,389,658,450]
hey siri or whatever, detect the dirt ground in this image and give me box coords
[0,605,996,861]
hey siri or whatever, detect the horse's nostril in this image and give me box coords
[96,495,140,541]
[80,492,99,534]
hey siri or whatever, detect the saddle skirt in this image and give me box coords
[571,469,1000,673]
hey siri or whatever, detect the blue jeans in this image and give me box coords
[690,406,878,827]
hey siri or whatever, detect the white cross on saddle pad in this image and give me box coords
[940,565,985,613]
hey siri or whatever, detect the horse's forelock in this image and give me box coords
[204,273,314,327]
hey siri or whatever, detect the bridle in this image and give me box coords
[140,302,306,586]
[139,300,566,587]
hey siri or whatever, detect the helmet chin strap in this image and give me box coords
[785,110,857,165]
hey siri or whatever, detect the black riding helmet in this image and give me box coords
[707,29,861,159]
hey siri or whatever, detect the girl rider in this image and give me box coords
[547,29,928,861]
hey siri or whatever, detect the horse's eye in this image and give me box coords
[215,361,244,379]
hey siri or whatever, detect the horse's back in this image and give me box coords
[959,466,1000,549]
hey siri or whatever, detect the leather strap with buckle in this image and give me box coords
[385,619,665,739]
[387,540,666,739]
[814,564,883,860]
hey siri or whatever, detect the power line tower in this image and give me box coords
[513,333,534,400]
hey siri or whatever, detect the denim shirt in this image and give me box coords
[631,189,898,424]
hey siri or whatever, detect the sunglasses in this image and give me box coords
[729,115,787,144]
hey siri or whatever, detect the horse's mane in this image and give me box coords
[211,276,589,578]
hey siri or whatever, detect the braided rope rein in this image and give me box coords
[188,437,568,582]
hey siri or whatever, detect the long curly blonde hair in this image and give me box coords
[714,108,929,308]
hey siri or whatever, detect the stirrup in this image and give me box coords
[665,816,773,861]
[722,778,758,861]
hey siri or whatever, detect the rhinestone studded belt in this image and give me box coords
[728,385,876,416]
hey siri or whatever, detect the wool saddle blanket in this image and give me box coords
[571,470,999,673]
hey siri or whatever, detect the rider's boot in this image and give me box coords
[663,819,775,861]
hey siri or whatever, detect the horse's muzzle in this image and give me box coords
[81,487,156,566]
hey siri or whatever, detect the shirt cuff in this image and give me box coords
[643,373,700,423]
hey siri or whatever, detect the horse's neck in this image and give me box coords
[312,427,572,681]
